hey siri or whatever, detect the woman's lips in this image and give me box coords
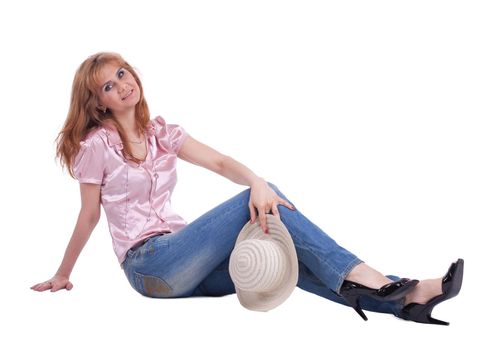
[122,89,134,100]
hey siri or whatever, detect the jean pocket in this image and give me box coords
[134,271,173,298]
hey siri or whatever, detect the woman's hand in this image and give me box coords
[31,274,73,292]
[248,179,295,233]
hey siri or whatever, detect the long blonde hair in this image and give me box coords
[55,52,151,178]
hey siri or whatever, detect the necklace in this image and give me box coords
[128,132,143,144]
[128,138,143,144]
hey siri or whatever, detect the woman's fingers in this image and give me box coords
[270,198,295,220]
[257,206,268,233]
[280,199,295,211]
[249,202,269,233]
[31,281,51,292]
[51,282,61,292]
[248,201,256,224]
[249,195,296,234]
[271,204,281,220]
[31,278,72,292]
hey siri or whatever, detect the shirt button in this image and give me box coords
[154,173,159,178]
[147,217,151,221]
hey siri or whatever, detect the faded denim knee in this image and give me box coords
[133,271,173,298]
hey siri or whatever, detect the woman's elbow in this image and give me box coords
[79,207,101,226]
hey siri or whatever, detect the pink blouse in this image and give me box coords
[73,116,189,266]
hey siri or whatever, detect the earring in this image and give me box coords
[97,106,107,113]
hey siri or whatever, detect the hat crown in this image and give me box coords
[229,239,287,293]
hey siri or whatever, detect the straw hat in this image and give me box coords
[229,214,299,311]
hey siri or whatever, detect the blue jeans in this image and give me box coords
[123,182,403,316]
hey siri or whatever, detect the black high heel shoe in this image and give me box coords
[339,278,419,321]
[400,258,464,325]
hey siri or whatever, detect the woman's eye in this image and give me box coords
[118,69,125,78]
[104,84,112,92]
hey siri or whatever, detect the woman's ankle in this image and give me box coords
[345,263,393,289]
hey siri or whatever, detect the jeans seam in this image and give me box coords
[283,210,362,293]
[282,209,347,287]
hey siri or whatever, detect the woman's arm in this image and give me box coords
[177,136,294,233]
[177,135,263,186]
[31,183,101,292]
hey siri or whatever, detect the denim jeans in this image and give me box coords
[123,182,403,316]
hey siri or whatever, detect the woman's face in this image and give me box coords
[97,63,141,115]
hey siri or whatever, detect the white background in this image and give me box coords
[1,0,489,349]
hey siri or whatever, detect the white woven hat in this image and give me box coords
[229,214,299,312]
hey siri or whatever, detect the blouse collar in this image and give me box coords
[103,119,156,149]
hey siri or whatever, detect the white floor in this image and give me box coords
[11,272,477,350]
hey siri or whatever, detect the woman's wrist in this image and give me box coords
[250,177,266,188]
[55,270,71,279]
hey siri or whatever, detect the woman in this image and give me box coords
[31,52,463,325]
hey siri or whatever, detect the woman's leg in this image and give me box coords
[122,182,403,315]
[266,182,406,315]
[191,256,402,315]
[190,256,236,297]
[296,262,403,315]
[123,186,253,298]
[189,182,404,315]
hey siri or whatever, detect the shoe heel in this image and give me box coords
[427,316,449,326]
[343,294,368,321]
[421,304,449,325]
[402,303,449,325]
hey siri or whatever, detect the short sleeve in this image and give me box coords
[154,116,189,155]
[72,134,106,184]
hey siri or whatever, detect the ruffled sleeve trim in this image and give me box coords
[153,116,189,155]
[72,132,106,184]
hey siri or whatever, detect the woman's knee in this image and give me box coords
[266,181,286,199]
[267,181,293,206]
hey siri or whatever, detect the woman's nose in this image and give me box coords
[120,82,132,93]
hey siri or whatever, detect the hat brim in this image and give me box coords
[231,214,298,312]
